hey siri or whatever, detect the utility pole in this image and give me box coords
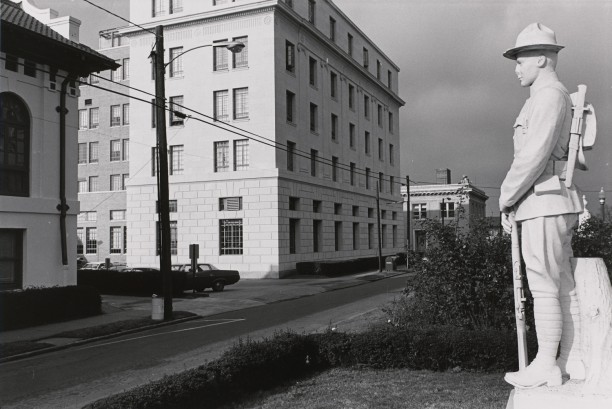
[405,175,410,253]
[153,25,173,320]
[376,181,383,272]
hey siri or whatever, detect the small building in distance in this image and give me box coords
[401,169,488,253]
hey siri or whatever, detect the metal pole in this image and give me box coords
[600,188,606,220]
[441,198,445,226]
[376,181,383,272]
[154,25,173,320]
[406,175,410,252]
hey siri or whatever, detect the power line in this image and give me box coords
[80,0,157,38]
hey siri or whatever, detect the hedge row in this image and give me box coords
[85,325,536,409]
[0,286,101,331]
[77,270,186,296]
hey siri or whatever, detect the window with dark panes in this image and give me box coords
[330,71,337,99]
[286,41,295,72]
[0,229,23,289]
[289,218,299,254]
[4,54,18,72]
[308,0,316,23]
[287,141,295,171]
[232,36,248,68]
[309,57,317,87]
[286,90,295,122]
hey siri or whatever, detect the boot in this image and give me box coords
[505,358,562,389]
[505,297,563,388]
[557,290,585,379]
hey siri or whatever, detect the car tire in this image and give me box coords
[212,281,225,292]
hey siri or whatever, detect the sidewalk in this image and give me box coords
[0,268,407,352]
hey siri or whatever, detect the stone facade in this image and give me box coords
[122,0,405,278]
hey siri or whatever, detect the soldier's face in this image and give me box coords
[514,54,540,87]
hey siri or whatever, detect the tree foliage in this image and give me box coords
[572,216,612,279]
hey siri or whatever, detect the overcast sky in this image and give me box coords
[32,0,612,215]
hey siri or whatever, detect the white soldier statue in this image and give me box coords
[499,23,584,388]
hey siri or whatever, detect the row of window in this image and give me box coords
[291,219,399,254]
[79,104,129,129]
[288,197,397,220]
[285,142,397,193]
[78,140,129,164]
[152,0,183,17]
[412,203,456,219]
[77,209,126,222]
[77,226,127,255]
[284,1,393,89]
[285,42,394,132]
[151,145,185,176]
[78,174,129,193]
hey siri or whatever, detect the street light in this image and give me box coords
[599,187,606,220]
[152,26,243,320]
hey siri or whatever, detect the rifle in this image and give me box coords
[510,212,528,369]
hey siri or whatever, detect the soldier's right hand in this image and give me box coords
[501,213,512,234]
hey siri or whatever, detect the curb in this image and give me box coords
[0,314,201,364]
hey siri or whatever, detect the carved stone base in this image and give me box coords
[506,380,612,409]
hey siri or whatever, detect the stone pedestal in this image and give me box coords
[506,380,612,409]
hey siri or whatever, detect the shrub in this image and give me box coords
[573,216,612,279]
[405,219,518,330]
[296,256,383,276]
[87,326,534,409]
[0,286,101,331]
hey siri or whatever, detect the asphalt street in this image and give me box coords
[0,274,406,409]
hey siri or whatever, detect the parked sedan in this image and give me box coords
[172,263,240,292]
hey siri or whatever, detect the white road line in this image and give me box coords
[74,318,246,351]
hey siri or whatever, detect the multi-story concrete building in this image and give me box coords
[0,0,117,289]
[122,0,405,278]
[402,170,488,253]
[77,29,131,265]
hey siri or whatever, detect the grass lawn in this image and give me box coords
[222,368,512,409]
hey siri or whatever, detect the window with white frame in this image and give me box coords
[442,202,455,218]
[89,142,99,163]
[110,174,121,191]
[89,107,99,128]
[88,176,98,192]
[122,139,129,160]
[309,57,317,87]
[122,58,130,80]
[152,0,165,17]
[169,96,184,126]
[331,114,338,141]
[170,0,183,13]
[286,90,295,123]
[287,141,295,171]
[214,90,229,121]
[214,141,229,172]
[78,179,87,193]
[169,145,184,175]
[234,139,248,171]
[122,104,130,125]
[232,36,248,68]
[110,226,123,254]
[86,227,97,254]
[220,219,243,255]
[122,173,129,190]
[78,143,87,164]
[169,47,183,77]
[214,42,228,71]
[110,140,121,161]
[308,0,316,23]
[285,40,295,72]
[233,88,248,119]
[412,203,427,219]
[79,109,88,130]
[110,105,121,127]
[110,209,126,220]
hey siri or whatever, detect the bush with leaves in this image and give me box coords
[399,219,520,330]
[572,216,612,279]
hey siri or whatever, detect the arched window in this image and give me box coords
[0,92,30,197]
